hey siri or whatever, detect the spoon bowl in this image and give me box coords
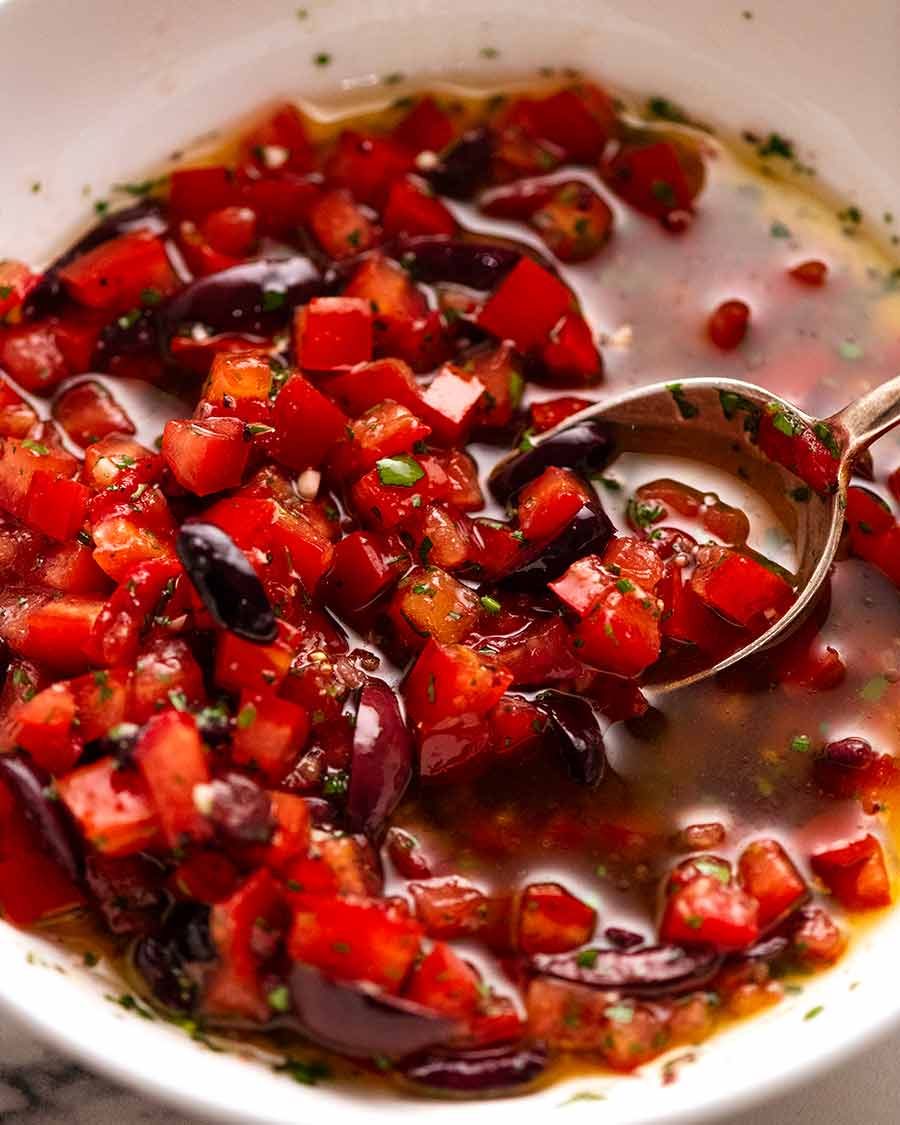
[516,372,900,691]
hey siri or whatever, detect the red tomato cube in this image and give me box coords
[294,297,373,371]
[660,874,760,950]
[737,838,808,928]
[58,231,178,312]
[691,545,794,627]
[810,834,892,910]
[478,258,572,352]
[232,691,310,783]
[162,416,250,496]
[272,373,349,470]
[518,882,597,954]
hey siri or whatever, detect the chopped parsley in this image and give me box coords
[275,1058,331,1085]
[666,382,699,419]
[790,734,811,753]
[480,595,502,614]
[376,455,425,487]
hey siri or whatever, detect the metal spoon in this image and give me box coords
[525,373,900,692]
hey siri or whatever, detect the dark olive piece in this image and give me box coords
[537,689,606,787]
[424,127,494,199]
[488,418,616,505]
[497,500,614,592]
[176,522,277,643]
[399,1041,549,1095]
[133,902,216,1013]
[0,751,84,882]
[392,235,521,290]
[531,943,723,997]
[346,677,413,841]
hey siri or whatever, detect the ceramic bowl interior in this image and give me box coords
[1,0,899,1122]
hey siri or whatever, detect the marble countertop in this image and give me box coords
[1,1013,897,1125]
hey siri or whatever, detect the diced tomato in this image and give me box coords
[404,639,513,727]
[323,356,422,416]
[504,84,616,163]
[330,401,431,481]
[0,435,78,520]
[659,561,742,654]
[0,779,85,925]
[478,257,572,353]
[350,452,447,530]
[58,231,178,312]
[308,188,378,261]
[787,905,846,966]
[541,312,603,384]
[405,502,473,571]
[409,876,495,938]
[0,260,39,317]
[476,613,580,686]
[0,376,38,438]
[810,834,892,910]
[708,299,750,350]
[789,259,828,287]
[324,130,414,208]
[36,541,111,595]
[14,681,81,774]
[382,176,456,238]
[294,297,373,371]
[52,381,135,448]
[549,554,615,617]
[272,373,348,471]
[604,139,701,220]
[414,365,484,446]
[468,518,525,579]
[162,416,250,496]
[738,839,808,928]
[203,351,272,403]
[755,410,840,495]
[389,565,480,648]
[57,757,160,856]
[518,882,596,954]
[660,874,760,950]
[205,869,285,1022]
[83,433,156,488]
[169,166,241,221]
[24,471,89,542]
[284,833,381,898]
[0,594,104,674]
[201,205,257,257]
[288,894,422,992]
[232,691,310,783]
[172,849,240,904]
[455,342,524,430]
[530,395,591,434]
[405,941,481,1019]
[84,557,184,667]
[128,636,205,724]
[325,530,408,615]
[532,182,613,263]
[241,102,316,174]
[517,467,591,542]
[215,618,299,693]
[489,694,546,756]
[691,545,793,627]
[574,583,662,678]
[0,321,70,393]
[392,97,456,155]
[134,711,211,849]
[603,536,665,590]
[69,667,128,742]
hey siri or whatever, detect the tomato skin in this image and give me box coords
[737,839,808,928]
[70,667,128,741]
[690,545,793,627]
[810,834,892,910]
[288,894,422,993]
[405,942,481,1020]
[37,541,112,595]
[172,850,240,905]
[505,85,616,163]
[0,779,85,925]
[308,188,377,261]
[382,176,456,238]
[404,639,513,728]
[205,869,285,1023]
[58,231,178,312]
[789,259,828,286]
[532,183,613,263]
[541,311,603,384]
[549,554,615,617]
[517,466,591,542]
[215,618,299,694]
[295,297,373,371]
[574,585,662,678]
[162,416,250,496]
[203,351,272,403]
[0,260,39,317]
[0,321,70,393]
[417,366,486,446]
[707,299,750,350]
[0,376,39,438]
[14,681,82,774]
[271,373,349,471]
[478,258,572,353]
[324,130,414,209]
[24,471,90,542]
[232,690,310,783]
[57,756,161,856]
[0,436,78,521]
[325,530,409,615]
[0,594,104,675]
[128,636,206,724]
[392,97,456,155]
[134,711,211,849]
[518,882,596,954]
[409,876,492,938]
[329,401,431,481]
[52,381,135,448]
[530,395,591,434]
[169,166,241,221]
[660,874,760,951]
[604,139,700,220]
[755,411,840,495]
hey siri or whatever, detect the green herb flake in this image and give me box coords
[237,702,257,729]
[21,439,49,456]
[693,857,731,883]
[666,382,699,419]
[860,675,889,703]
[267,985,291,1012]
[646,96,687,124]
[82,950,99,967]
[813,421,840,457]
[838,339,864,361]
[790,733,811,754]
[615,578,635,594]
[376,454,425,487]
[479,46,500,59]
[313,52,332,67]
[804,1005,824,1021]
[558,1091,607,1106]
[275,1058,331,1085]
[770,220,791,239]
[758,133,795,160]
[322,769,349,798]
[790,485,812,503]
[603,1003,634,1024]
[261,289,286,311]
[480,595,502,614]
[426,674,436,704]
[627,497,665,530]
[576,949,599,968]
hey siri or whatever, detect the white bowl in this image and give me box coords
[1,0,899,1121]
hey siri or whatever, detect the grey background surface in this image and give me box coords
[0,1013,895,1124]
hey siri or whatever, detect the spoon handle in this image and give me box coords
[830,371,900,455]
